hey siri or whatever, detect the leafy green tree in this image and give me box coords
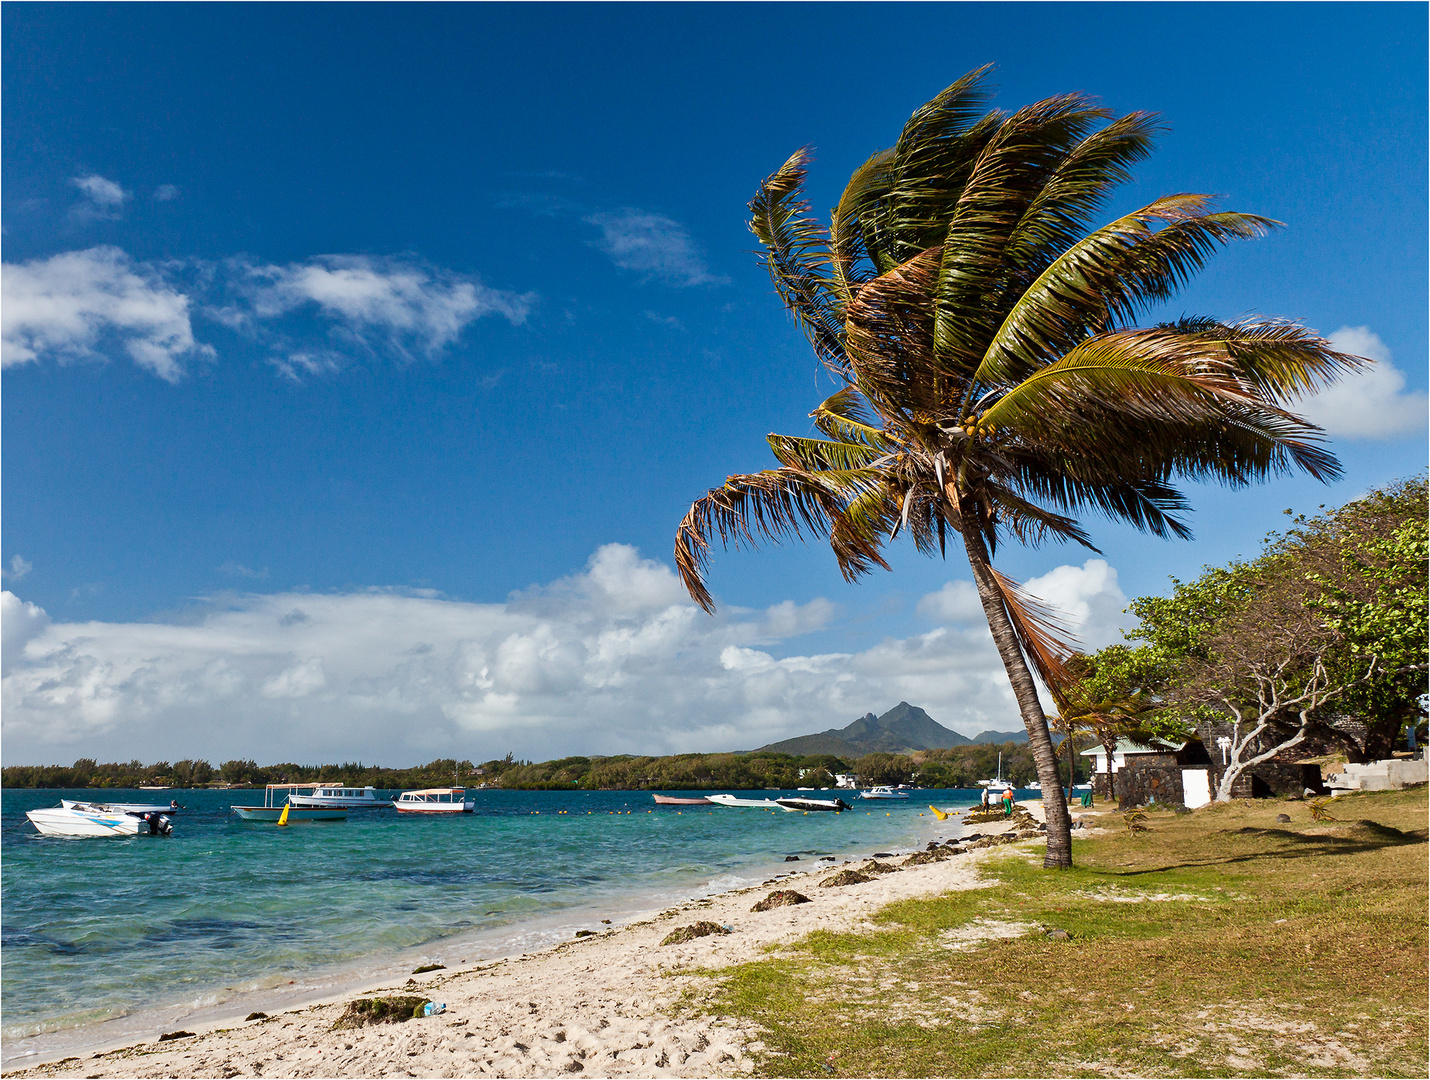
[674,69,1359,866]
[1128,476,1427,798]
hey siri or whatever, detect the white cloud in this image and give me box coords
[918,560,1130,653]
[153,184,181,202]
[0,247,211,381]
[70,174,129,219]
[0,546,1127,766]
[2,591,51,677]
[230,255,536,358]
[585,210,728,287]
[916,580,984,624]
[1297,327,1428,438]
[1022,558,1131,651]
[4,556,34,582]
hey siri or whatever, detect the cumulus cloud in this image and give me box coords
[918,559,1131,653]
[4,556,34,582]
[70,174,129,219]
[0,247,211,381]
[0,545,1128,766]
[585,210,727,287]
[1297,327,1428,438]
[223,254,537,362]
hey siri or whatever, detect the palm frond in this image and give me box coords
[974,196,1277,391]
[674,467,890,612]
[748,148,848,374]
[809,386,891,449]
[988,566,1080,695]
[1001,111,1164,279]
[767,433,884,472]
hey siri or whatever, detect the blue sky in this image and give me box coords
[3,4,1426,766]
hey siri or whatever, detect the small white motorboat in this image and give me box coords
[27,805,173,837]
[707,794,796,811]
[392,788,475,814]
[859,786,910,800]
[775,796,851,813]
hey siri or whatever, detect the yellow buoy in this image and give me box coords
[930,805,949,821]
[276,803,290,827]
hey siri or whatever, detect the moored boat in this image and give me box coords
[392,788,475,813]
[231,785,348,822]
[286,784,385,809]
[707,794,796,811]
[775,797,850,812]
[27,805,173,837]
[859,786,910,800]
[651,794,713,805]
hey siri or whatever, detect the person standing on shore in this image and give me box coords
[1002,788,1015,816]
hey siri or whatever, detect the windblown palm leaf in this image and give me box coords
[675,68,1365,867]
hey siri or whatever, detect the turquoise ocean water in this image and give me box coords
[1,785,1008,1067]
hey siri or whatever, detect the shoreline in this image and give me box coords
[5,800,1040,1075]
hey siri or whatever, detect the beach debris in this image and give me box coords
[901,850,947,866]
[784,854,801,861]
[244,1012,268,1021]
[820,869,872,887]
[1123,811,1150,834]
[660,920,731,946]
[423,1001,446,1016]
[412,963,446,974]
[1045,928,1071,940]
[332,995,429,1030]
[158,1031,195,1042]
[574,930,596,938]
[859,860,899,875]
[751,889,811,911]
[873,851,894,858]
[1276,813,1293,823]
[1308,798,1336,822]
[818,855,836,862]
[601,919,612,924]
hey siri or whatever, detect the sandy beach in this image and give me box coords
[6,804,1055,1079]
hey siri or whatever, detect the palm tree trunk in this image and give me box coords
[1101,735,1118,803]
[959,525,1074,869]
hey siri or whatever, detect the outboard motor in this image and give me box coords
[143,812,174,836]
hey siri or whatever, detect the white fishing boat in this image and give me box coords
[392,788,475,814]
[707,794,796,811]
[285,784,385,809]
[859,786,910,800]
[27,805,173,837]
[231,785,347,822]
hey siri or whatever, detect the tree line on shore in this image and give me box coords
[1,741,1093,791]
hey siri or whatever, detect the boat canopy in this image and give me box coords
[399,788,465,797]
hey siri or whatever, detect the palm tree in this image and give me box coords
[674,69,1361,868]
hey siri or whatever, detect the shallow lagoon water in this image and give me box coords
[1,785,1005,1065]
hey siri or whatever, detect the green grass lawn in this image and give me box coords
[683,788,1428,1078]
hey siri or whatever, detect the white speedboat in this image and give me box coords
[27,805,173,837]
[393,788,475,814]
[977,752,1014,790]
[285,784,385,809]
[859,786,910,800]
[707,794,796,811]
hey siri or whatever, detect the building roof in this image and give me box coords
[1080,738,1186,757]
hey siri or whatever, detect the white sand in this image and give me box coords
[7,806,1052,1079]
